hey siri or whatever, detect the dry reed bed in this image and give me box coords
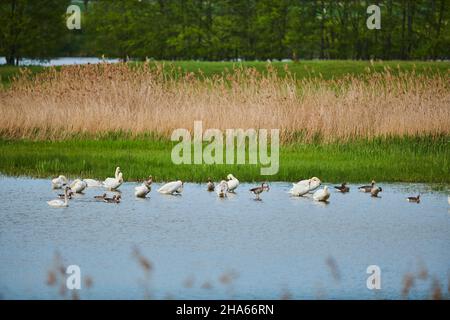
[0,63,449,142]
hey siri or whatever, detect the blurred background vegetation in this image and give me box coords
[1,0,449,65]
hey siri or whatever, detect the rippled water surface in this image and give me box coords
[0,176,449,299]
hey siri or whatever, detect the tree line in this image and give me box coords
[1,0,449,65]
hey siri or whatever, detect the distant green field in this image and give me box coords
[0,136,448,183]
[1,60,449,87]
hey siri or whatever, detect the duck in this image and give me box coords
[104,194,121,204]
[70,179,87,193]
[371,186,382,197]
[103,172,123,191]
[250,183,270,200]
[58,188,74,199]
[51,175,68,189]
[334,182,349,193]
[313,186,330,202]
[84,179,103,187]
[207,178,215,192]
[157,180,183,195]
[407,194,420,203]
[358,180,376,192]
[226,174,239,192]
[135,176,152,198]
[94,193,107,200]
[47,187,70,208]
[216,180,229,198]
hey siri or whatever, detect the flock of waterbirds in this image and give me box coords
[47,166,448,208]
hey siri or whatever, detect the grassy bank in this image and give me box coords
[0,136,448,183]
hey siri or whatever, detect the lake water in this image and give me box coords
[0,176,449,300]
[0,57,120,67]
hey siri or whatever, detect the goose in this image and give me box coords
[94,193,107,200]
[104,194,121,203]
[51,175,68,189]
[135,176,152,198]
[70,179,87,193]
[216,180,228,198]
[358,180,376,192]
[207,178,215,192]
[407,195,420,203]
[334,182,349,193]
[103,172,123,191]
[313,186,330,202]
[250,183,270,200]
[226,174,239,192]
[84,179,103,187]
[47,187,69,208]
[157,180,183,195]
[371,186,382,197]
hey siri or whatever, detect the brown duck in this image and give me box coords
[334,183,349,193]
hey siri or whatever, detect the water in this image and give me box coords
[0,57,120,67]
[0,176,449,300]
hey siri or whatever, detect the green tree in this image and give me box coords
[0,0,70,65]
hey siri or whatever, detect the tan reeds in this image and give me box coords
[1,63,449,142]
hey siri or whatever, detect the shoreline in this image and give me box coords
[1,136,448,183]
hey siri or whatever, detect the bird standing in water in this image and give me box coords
[250,183,270,200]
[207,178,215,192]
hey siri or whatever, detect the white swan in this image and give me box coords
[47,187,69,208]
[103,172,123,191]
[51,175,68,189]
[313,186,330,202]
[103,167,121,188]
[84,179,103,187]
[157,180,183,195]
[113,167,121,179]
[297,177,321,192]
[70,179,87,193]
[135,177,152,198]
[216,180,229,198]
[289,177,321,196]
[448,196,450,205]
[226,174,239,192]
[289,182,310,196]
